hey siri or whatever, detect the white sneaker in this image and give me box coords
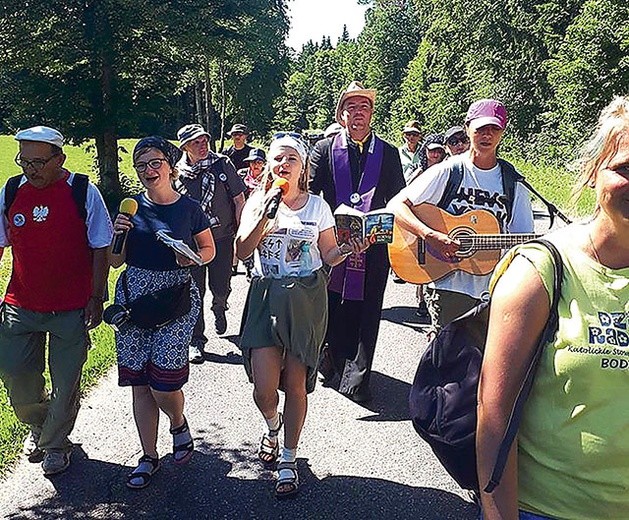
[23,429,44,463]
[42,450,71,476]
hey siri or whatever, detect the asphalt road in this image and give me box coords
[0,210,559,520]
[0,267,478,520]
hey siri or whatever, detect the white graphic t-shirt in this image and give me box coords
[401,154,534,297]
[246,192,335,279]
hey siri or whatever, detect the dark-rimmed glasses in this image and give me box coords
[14,153,58,172]
[446,136,469,147]
[133,158,168,173]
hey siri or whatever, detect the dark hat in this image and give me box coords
[177,124,210,149]
[243,148,266,163]
[134,136,182,167]
[444,126,465,142]
[227,124,249,136]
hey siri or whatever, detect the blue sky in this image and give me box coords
[287,0,369,51]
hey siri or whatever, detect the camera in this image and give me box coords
[103,304,130,330]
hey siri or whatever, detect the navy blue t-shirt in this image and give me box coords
[126,193,210,271]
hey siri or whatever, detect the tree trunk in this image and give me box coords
[83,1,120,205]
[195,80,204,125]
[95,131,120,204]
[219,61,227,152]
[95,30,120,203]
[204,58,216,152]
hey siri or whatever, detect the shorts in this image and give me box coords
[115,266,200,392]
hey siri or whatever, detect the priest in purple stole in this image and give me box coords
[310,82,405,402]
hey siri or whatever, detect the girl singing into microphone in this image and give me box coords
[236,134,368,499]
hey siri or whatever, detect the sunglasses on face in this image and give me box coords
[447,136,469,146]
[133,158,168,173]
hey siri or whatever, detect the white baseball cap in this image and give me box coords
[15,126,64,148]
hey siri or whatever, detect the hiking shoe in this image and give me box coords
[189,344,205,364]
[392,273,406,284]
[24,429,44,463]
[42,450,71,476]
[214,309,227,335]
[416,301,430,319]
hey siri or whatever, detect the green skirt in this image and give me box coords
[240,269,328,394]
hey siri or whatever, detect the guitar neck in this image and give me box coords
[459,234,541,251]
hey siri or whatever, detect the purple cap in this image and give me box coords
[465,99,508,130]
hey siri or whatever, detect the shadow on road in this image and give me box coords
[380,305,432,332]
[204,351,243,365]
[354,370,412,422]
[7,442,476,519]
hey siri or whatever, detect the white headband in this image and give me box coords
[268,135,309,165]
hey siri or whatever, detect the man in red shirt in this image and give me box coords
[0,126,113,475]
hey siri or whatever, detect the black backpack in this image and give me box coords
[3,173,89,220]
[408,239,564,492]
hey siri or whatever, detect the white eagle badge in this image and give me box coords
[32,206,49,222]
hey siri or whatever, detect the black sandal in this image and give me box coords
[258,413,283,465]
[170,416,194,465]
[275,460,299,499]
[126,454,160,489]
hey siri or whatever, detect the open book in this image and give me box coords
[334,204,395,246]
[155,230,204,266]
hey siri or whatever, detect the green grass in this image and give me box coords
[505,154,595,219]
[0,135,128,473]
[0,135,591,475]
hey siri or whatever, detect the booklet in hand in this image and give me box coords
[155,230,204,266]
[334,204,395,246]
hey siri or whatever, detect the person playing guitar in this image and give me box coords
[388,99,535,332]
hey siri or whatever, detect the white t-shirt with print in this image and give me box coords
[400,153,534,298]
[245,192,335,279]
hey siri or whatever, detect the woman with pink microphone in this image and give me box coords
[236,133,368,498]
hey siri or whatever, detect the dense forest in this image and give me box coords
[0,0,627,197]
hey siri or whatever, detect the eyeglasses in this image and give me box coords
[133,158,168,173]
[14,153,58,172]
[446,136,469,147]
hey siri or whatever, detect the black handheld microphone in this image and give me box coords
[111,198,139,255]
[266,178,289,219]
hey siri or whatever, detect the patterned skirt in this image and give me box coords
[115,266,200,391]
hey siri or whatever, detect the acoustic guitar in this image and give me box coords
[388,203,540,284]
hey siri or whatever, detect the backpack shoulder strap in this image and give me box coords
[484,238,564,493]
[3,175,24,218]
[436,158,464,210]
[497,159,524,223]
[71,173,89,221]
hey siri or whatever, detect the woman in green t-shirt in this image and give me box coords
[477,96,629,520]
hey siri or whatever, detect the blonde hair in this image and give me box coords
[247,149,310,236]
[572,96,629,204]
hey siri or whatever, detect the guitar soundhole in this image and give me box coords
[450,227,475,258]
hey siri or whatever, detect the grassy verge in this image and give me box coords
[505,154,595,219]
[0,136,590,475]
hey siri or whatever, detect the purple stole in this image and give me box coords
[329,131,384,301]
